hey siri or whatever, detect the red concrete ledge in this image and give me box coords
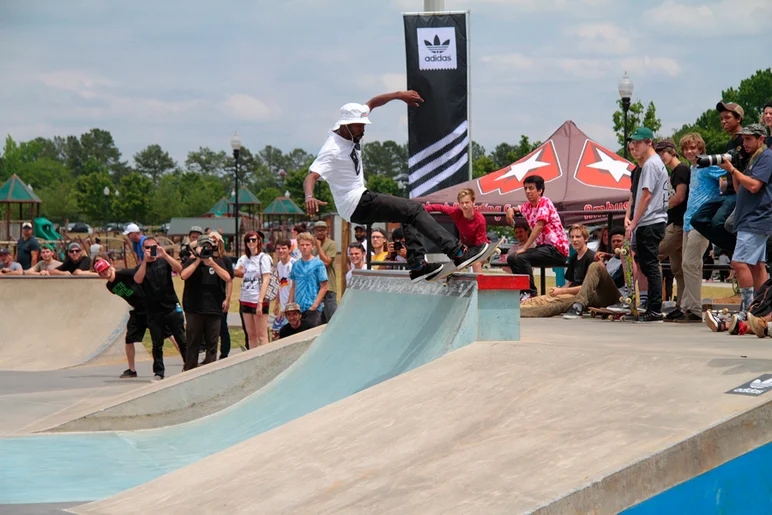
[476,274,530,291]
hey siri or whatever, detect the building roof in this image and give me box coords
[263,197,305,215]
[0,175,42,203]
[168,217,237,236]
[208,197,232,216]
[228,186,261,205]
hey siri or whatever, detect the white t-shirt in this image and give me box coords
[236,253,273,304]
[276,257,295,310]
[310,131,367,221]
[346,263,368,286]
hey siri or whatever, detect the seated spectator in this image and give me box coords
[596,226,609,254]
[346,242,368,286]
[505,175,569,301]
[278,303,309,338]
[563,227,628,318]
[520,224,594,317]
[56,242,96,275]
[25,244,62,275]
[16,222,39,271]
[288,232,328,328]
[0,247,23,276]
[424,188,489,272]
[500,226,530,273]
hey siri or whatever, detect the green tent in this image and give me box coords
[263,196,305,215]
[208,197,232,216]
[228,186,261,206]
[0,174,41,203]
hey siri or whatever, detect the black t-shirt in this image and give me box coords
[182,258,228,315]
[141,259,180,315]
[57,256,91,273]
[629,165,642,213]
[724,134,750,194]
[766,135,772,149]
[667,163,691,226]
[106,268,146,312]
[566,249,596,286]
[279,320,309,339]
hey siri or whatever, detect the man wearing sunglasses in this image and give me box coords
[55,242,97,276]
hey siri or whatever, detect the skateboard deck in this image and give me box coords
[427,238,503,283]
[615,240,638,318]
[589,307,629,320]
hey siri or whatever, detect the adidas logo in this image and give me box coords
[750,378,772,389]
[424,35,450,54]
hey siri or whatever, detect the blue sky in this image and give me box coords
[1,0,768,166]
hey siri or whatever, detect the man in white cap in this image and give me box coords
[303,90,489,282]
[16,222,40,271]
[123,223,146,264]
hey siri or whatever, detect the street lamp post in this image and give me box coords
[618,72,634,160]
[231,132,242,257]
[103,186,110,234]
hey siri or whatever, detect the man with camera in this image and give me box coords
[721,124,772,313]
[134,237,187,381]
[180,234,232,369]
[388,227,408,264]
[311,220,338,322]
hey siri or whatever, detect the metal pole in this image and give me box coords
[234,150,240,257]
[465,10,472,181]
[104,196,108,234]
[622,97,630,160]
[424,0,445,10]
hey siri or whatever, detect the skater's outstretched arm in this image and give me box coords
[303,172,327,215]
[366,90,423,112]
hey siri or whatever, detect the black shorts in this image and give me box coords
[126,310,172,343]
[241,301,269,315]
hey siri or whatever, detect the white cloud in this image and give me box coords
[357,73,407,92]
[644,0,772,33]
[557,58,611,80]
[620,57,681,77]
[222,94,281,121]
[572,22,631,55]
[480,53,535,70]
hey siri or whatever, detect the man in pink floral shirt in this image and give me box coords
[505,175,569,300]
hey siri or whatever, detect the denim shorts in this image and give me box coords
[733,231,769,265]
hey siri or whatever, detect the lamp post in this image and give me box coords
[103,186,110,234]
[231,131,242,256]
[618,71,634,160]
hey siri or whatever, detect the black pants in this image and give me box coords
[351,190,461,269]
[507,244,567,297]
[147,309,187,378]
[635,222,666,313]
[220,312,231,358]
[321,291,337,323]
[301,309,322,328]
[691,196,737,253]
[185,312,221,370]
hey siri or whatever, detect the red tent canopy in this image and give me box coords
[417,121,634,225]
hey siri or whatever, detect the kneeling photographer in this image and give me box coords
[180,234,232,370]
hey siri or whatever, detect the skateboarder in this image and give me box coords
[303,90,488,282]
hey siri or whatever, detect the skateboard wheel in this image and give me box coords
[619,296,624,303]
[722,308,729,314]
[620,248,628,256]
[625,297,632,304]
[614,248,622,256]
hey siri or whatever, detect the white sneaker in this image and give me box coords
[151,374,164,383]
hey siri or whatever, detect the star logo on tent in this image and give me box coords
[574,140,634,190]
[477,141,562,195]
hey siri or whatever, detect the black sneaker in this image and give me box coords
[563,303,584,319]
[728,314,742,335]
[674,312,702,323]
[665,309,684,322]
[119,369,137,379]
[634,311,664,323]
[453,243,490,269]
[409,261,444,282]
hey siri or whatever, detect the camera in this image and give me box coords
[696,149,738,168]
[149,245,157,257]
[198,244,213,259]
[179,244,191,260]
[393,241,404,251]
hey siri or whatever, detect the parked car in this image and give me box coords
[160,223,170,234]
[106,222,125,233]
[69,223,93,235]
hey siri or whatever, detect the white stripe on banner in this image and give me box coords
[408,134,469,184]
[410,153,469,198]
[407,120,469,169]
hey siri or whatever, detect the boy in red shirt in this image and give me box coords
[424,188,489,272]
[505,175,569,300]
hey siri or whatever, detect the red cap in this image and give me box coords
[94,260,111,274]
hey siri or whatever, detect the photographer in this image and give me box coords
[387,227,408,264]
[180,234,232,370]
[134,237,187,381]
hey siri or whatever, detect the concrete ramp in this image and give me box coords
[0,277,143,371]
[0,271,522,504]
[74,319,772,515]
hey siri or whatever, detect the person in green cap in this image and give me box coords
[625,127,669,323]
[24,244,62,275]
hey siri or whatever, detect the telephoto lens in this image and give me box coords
[696,153,730,168]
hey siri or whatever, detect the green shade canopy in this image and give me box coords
[228,186,261,205]
[208,197,232,216]
[263,197,305,215]
[0,175,42,203]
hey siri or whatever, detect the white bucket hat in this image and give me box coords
[332,103,372,131]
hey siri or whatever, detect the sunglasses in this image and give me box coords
[68,249,81,254]
[246,238,258,243]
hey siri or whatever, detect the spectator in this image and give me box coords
[204,227,211,235]
[234,230,272,349]
[691,102,749,254]
[89,237,103,260]
[278,303,309,339]
[288,232,328,328]
[346,242,368,286]
[500,226,531,273]
[563,226,628,318]
[763,99,772,149]
[15,222,39,270]
[387,227,408,265]
[596,226,609,254]
[521,224,594,317]
[424,188,489,272]
[181,234,232,369]
[209,231,234,359]
[0,247,23,275]
[56,242,96,276]
[290,223,306,260]
[311,220,338,322]
[353,225,368,253]
[272,238,296,336]
[505,175,569,301]
[724,124,772,314]
[626,127,669,323]
[123,223,146,264]
[134,236,187,381]
[188,226,203,244]
[370,228,389,268]
[24,244,62,275]
[654,139,691,320]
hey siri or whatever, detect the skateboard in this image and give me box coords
[428,238,504,284]
[615,240,638,319]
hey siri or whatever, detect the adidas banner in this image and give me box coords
[403,12,469,198]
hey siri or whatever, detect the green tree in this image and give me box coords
[79,128,131,180]
[134,144,176,184]
[506,135,542,163]
[115,172,154,222]
[612,99,662,150]
[149,173,184,223]
[471,141,486,161]
[490,143,516,169]
[362,140,408,178]
[284,168,334,214]
[0,135,22,180]
[284,148,314,171]
[257,186,282,208]
[472,155,497,179]
[38,181,77,223]
[186,147,228,176]
[366,175,402,197]
[257,145,286,173]
[75,166,114,223]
